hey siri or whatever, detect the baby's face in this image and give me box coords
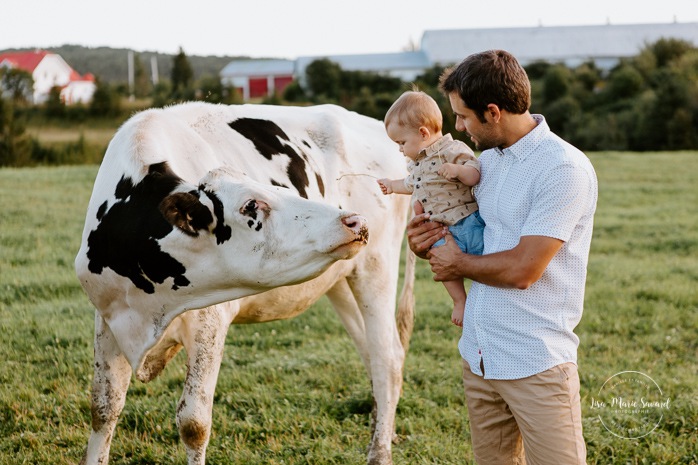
[386,123,429,161]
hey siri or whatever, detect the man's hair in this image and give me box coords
[384,90,442,134]
[439,49,531,122]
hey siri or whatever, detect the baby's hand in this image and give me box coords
[438,163,460,182]
[377,179,392,195]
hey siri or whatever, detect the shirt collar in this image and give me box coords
[498,114,548,161]
[420,133,453,159]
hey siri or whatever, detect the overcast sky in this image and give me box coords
[3,0,697,58]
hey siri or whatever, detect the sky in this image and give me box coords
[3,0,697,59]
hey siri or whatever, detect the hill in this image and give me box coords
[0,44,259,84]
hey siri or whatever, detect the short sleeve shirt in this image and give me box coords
[404,134,480,225]
[458,115,598,380]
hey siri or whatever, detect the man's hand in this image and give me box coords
[406,201,446,259]
[427,234,465,281]
[377,178,392,195]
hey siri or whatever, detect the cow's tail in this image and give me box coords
[396,237,416,353]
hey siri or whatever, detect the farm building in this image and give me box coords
[220,59,295,100]
[0,50,96,104]
[421,22,698,70]
[220,21,698,101]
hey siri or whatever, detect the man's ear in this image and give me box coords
[159,192,214,236]
[486,103,502,123]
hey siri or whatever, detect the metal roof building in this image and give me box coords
[421,22,698,70]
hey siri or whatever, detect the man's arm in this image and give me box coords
[427,234,563,289]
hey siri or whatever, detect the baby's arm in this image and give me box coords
[377,178,411,195]
[438,163,480,187]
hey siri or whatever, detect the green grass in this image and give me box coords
[1,153,696,464]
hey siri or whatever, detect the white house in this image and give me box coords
[0,50,96,104]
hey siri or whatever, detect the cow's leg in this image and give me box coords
[327,279,371,374]
[347,262,404,465]
[176,307,228,465]
[81,312,132,465]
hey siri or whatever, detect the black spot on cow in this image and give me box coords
[201,189,232,245]
[228,118,310,198]
[96,201,108,221]
[315,172,325,197]
[86,162,191,294]
[270,179,290,189]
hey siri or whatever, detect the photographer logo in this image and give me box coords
[590,371,670,439]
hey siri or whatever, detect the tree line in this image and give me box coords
[2,38,697,167]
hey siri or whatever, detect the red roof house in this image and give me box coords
[0,50,96,104]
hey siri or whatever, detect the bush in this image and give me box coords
[0,98,32,166]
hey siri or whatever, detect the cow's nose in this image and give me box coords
[342,214,369,242]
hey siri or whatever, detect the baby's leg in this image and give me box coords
[443,280,466,327]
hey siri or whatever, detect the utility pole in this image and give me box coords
[128,50,135,102]
[151,56,159,85]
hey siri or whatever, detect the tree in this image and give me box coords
[605,65,645,100]
[0,68,34,105]
[151,81,172,108]
[196,74,224,103]
[282,81,307,103]
[541,65,572,104]
[0,97,32,166]
[89,78,121,117]
[44,86,66,118]
[304,59,341,101]
[133,54,152,98]
[650,38,694,68]
[571,61,602,105]
[171,47,194,100]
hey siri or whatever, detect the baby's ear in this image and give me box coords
[419,126,430,138]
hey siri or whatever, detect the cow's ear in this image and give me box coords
[159,192,214,236]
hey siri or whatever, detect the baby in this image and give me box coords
[378,90,484,327]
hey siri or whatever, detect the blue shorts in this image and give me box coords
[433,210,485,255]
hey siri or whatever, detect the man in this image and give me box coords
[407,50,597,464]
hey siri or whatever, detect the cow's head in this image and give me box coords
[158,167,368,292]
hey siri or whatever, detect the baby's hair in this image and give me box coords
[384,88,442,134]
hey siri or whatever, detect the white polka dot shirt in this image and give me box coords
[458,115,598,380]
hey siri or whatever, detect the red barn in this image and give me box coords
[219,59,294,100]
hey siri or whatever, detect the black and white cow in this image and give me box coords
[75,102,415,465]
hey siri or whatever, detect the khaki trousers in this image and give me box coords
[462,360,586,465]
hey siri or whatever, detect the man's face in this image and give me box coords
[448,92,501,151]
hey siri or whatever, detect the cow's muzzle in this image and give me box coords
[342,214,369,244]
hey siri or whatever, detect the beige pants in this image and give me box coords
[462,360,586,465]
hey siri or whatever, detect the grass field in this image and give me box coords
[0,152,696,464]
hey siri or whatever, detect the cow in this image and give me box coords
[74,101,416,465]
